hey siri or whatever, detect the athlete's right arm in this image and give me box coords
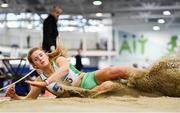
[6,77,43,100]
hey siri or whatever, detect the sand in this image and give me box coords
[127,53,180,97]
[0,96,180,112]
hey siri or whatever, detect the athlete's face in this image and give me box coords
[31,50,50,69]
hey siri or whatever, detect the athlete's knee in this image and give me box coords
[91,81,114,92]
[105,67,114,75]
[100,81,114,89]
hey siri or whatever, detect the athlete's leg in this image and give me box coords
[95,66,129,84]
[91,67,148,92]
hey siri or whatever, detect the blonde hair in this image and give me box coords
[27,39,68,66]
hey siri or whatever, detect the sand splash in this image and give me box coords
[53,53,180,98]
[127,53,180,97]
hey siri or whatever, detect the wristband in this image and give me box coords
[45,80,50,86]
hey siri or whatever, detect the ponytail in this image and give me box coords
[47,38,68,61]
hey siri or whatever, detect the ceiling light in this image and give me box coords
[163,11,171,15]
[93,1,102,6]
[158,19,165,24]
[96,13,103,17]
[82,19,87,23]
[153,26,160,31]
[1,3,8,7]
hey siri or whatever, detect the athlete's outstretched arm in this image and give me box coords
[6,77,43,100]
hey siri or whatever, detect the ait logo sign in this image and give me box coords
[119,34,148,55]
[118,33,179,55]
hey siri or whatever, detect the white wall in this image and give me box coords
[0,28,98,50]
[109,26,180,68]
[0,28,42,48]
[60,31,98,50]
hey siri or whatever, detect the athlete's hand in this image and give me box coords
[6,85,17,99]
[25,80,46,87]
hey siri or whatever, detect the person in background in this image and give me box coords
[0,51,5,75]
[0,51,5,90]
[75,49,83,71]
[27,35,30,48]
[132,63,138,68]
[42,6,63,52]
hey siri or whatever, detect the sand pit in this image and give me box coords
[0,96,180,112]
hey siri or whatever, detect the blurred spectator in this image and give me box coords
[42,6,62,52]
[0,51,5,90]
[132,63,138,68]
[0,51,5,75]
[75,49,84,71]
[27,35,31,48]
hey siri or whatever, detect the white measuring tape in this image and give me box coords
[0,69,36,91]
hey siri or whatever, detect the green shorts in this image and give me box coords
[80,72,98,90]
